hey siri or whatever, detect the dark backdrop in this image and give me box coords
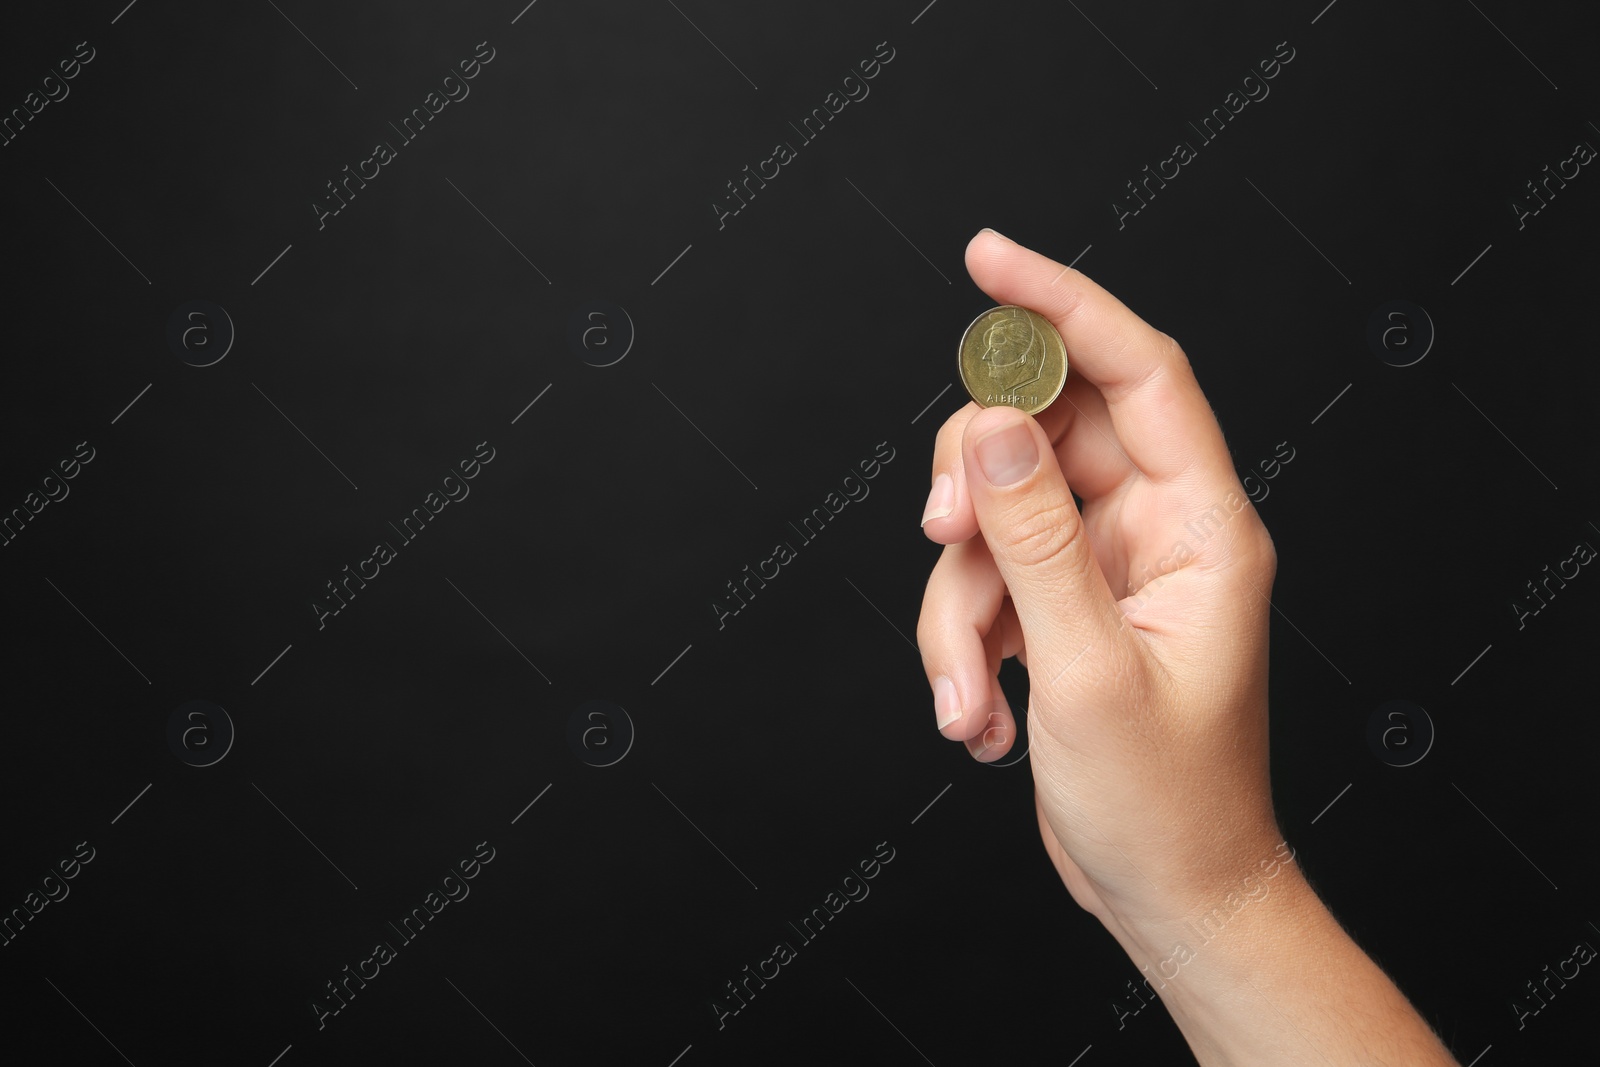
[2,1,1597,1063]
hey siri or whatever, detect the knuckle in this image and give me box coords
[1000,492,1089,578]
[915,582,942,651]
[1222,517,1277,590]
[1158,329,1188,366]
[915,606,939,654]
[1253,525,1278,582]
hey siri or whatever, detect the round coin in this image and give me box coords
[957,305,1067,416]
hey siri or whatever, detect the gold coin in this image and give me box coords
[957,305,1067,417]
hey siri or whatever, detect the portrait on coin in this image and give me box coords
[981,307,1044,393]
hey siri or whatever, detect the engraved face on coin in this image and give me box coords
[957,305,1067,416]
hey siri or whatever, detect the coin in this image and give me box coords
[957,305,1067,416]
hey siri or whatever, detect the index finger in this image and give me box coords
[964,229,1235,492]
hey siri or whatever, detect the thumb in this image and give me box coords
[961,404,1124,680]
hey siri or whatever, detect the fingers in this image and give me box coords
[968,595,1025,763]
[922,375,1137,545]
[964,667,1019,763]
[923,398,1066,543]
[961,403,1125,679]
[963,229,1238,498]
[916,537,1024,762]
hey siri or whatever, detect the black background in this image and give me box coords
[2,1,1597,1063]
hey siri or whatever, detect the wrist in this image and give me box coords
[1098,833,1314,992]
[1101,859,1339,1064]
[1093,847,1457,1066]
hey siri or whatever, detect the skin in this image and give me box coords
[915,229,1459,1065]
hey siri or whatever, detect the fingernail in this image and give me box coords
[975,420,1038,486]
[920,472,954,527]
[970,720,1006,761]
[981,227,1010,241]
[933,675,962,731]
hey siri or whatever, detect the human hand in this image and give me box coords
[916,229,1282,930]
[916,230,1461,1067]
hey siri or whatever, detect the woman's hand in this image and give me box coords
[917,228,1280,927]
[915,230,1458,1066]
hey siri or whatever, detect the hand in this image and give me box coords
[915,230,1459,1066]
[916,229,1281,928]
